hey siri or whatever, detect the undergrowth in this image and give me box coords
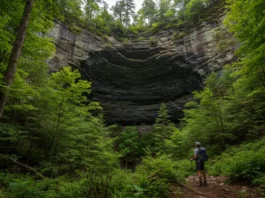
[0,155,192,198]
[209,138,265,184]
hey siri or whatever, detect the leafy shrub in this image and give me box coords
[0,123,26,156]
[138,37,145,41]
[111,21,126,37]
[132,155,190,197]
[109,169,146,198]
[134,155,173,197]
[173,31,187,40]
[151,22,161,33]
[1,172,128,198]
[174,159,195,180]
[213,28,236,52]
[165,19,184,29]
[68,24,82,34]
[116,37,130,44]
[209,138,265,184]
[0,173,91,198]
[149,37,158,47]
[0,173,57,198]
[128,25,139,34]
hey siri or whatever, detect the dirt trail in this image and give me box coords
[170,175,265,198]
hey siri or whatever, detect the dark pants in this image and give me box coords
[196,161,205,171]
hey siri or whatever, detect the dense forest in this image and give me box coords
[1,0,265,197]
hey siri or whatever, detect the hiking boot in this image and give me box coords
[199,181,203,187]
[204,181,207,186]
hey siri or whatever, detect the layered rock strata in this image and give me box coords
[48,16,235,124]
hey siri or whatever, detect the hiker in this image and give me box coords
[190,141,207,186]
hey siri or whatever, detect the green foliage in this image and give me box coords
[150,103,176,154]
[111,0,135,28]
[0,124,26,157]
[0,0,56,119]
[213,28,236,52]
[111,21,126,37]
[57,0,84,23]
[173,0,265,185]
[179,0,265,155]
[173,31,187,40]
[0,156,191,198]
[128,25,139,34]
[209,138,265,184]
[136,156,191,182]
[133,155,190,197]
[33,67,100,165]
[151,22,160,30]
[137,37,145,41]
[118,126,140,168]
[158,0,174,22]
[185,0,210,19]
[108,169,137,197]
[54,0,221,37]
[224,0,265,129]
[3,0,265,197]
[180,67,262,154]
[0,174,57,198]
[149,37,158,47]
[165,128,185,159]
[1,66,118,177]
[141,0,157,26]
[68,24,83,34]
[155,103,170,125]
[0,172,122,198]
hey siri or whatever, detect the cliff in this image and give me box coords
[48,13,236,124]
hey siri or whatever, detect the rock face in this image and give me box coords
[48,15,236,124]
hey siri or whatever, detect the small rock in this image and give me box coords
[219,183,225,186]
[210,176,216,180]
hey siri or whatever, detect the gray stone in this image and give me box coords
[48,15,236,124]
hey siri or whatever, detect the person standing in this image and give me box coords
[190,142,207,186]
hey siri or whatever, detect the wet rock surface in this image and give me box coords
[48,16,236,124]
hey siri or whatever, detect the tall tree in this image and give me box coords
[184,0,210,19]
[141,0,157,26]
[0,0,34,120]
[225,0,265,89]
[224,0,265,134]
[118,126,139,168]
[112,0,125,23]
[94,1,114,33]
[112,0,135,28]
[151,103,175,154]
[85,0,100,22]
[57,0,84,21]
[173,0,185,9]
[158,0,173,22]
[123,0,135,28]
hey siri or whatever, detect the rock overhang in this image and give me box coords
[48,18,236,124]
[79,46,204,124]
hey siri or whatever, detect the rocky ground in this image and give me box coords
[170,175,265,198]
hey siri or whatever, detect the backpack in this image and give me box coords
[197,148,208,162]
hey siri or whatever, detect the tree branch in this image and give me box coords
[10,158,46,179]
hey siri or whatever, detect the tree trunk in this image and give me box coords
[50,97,65,161]
[0,0,34,120]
